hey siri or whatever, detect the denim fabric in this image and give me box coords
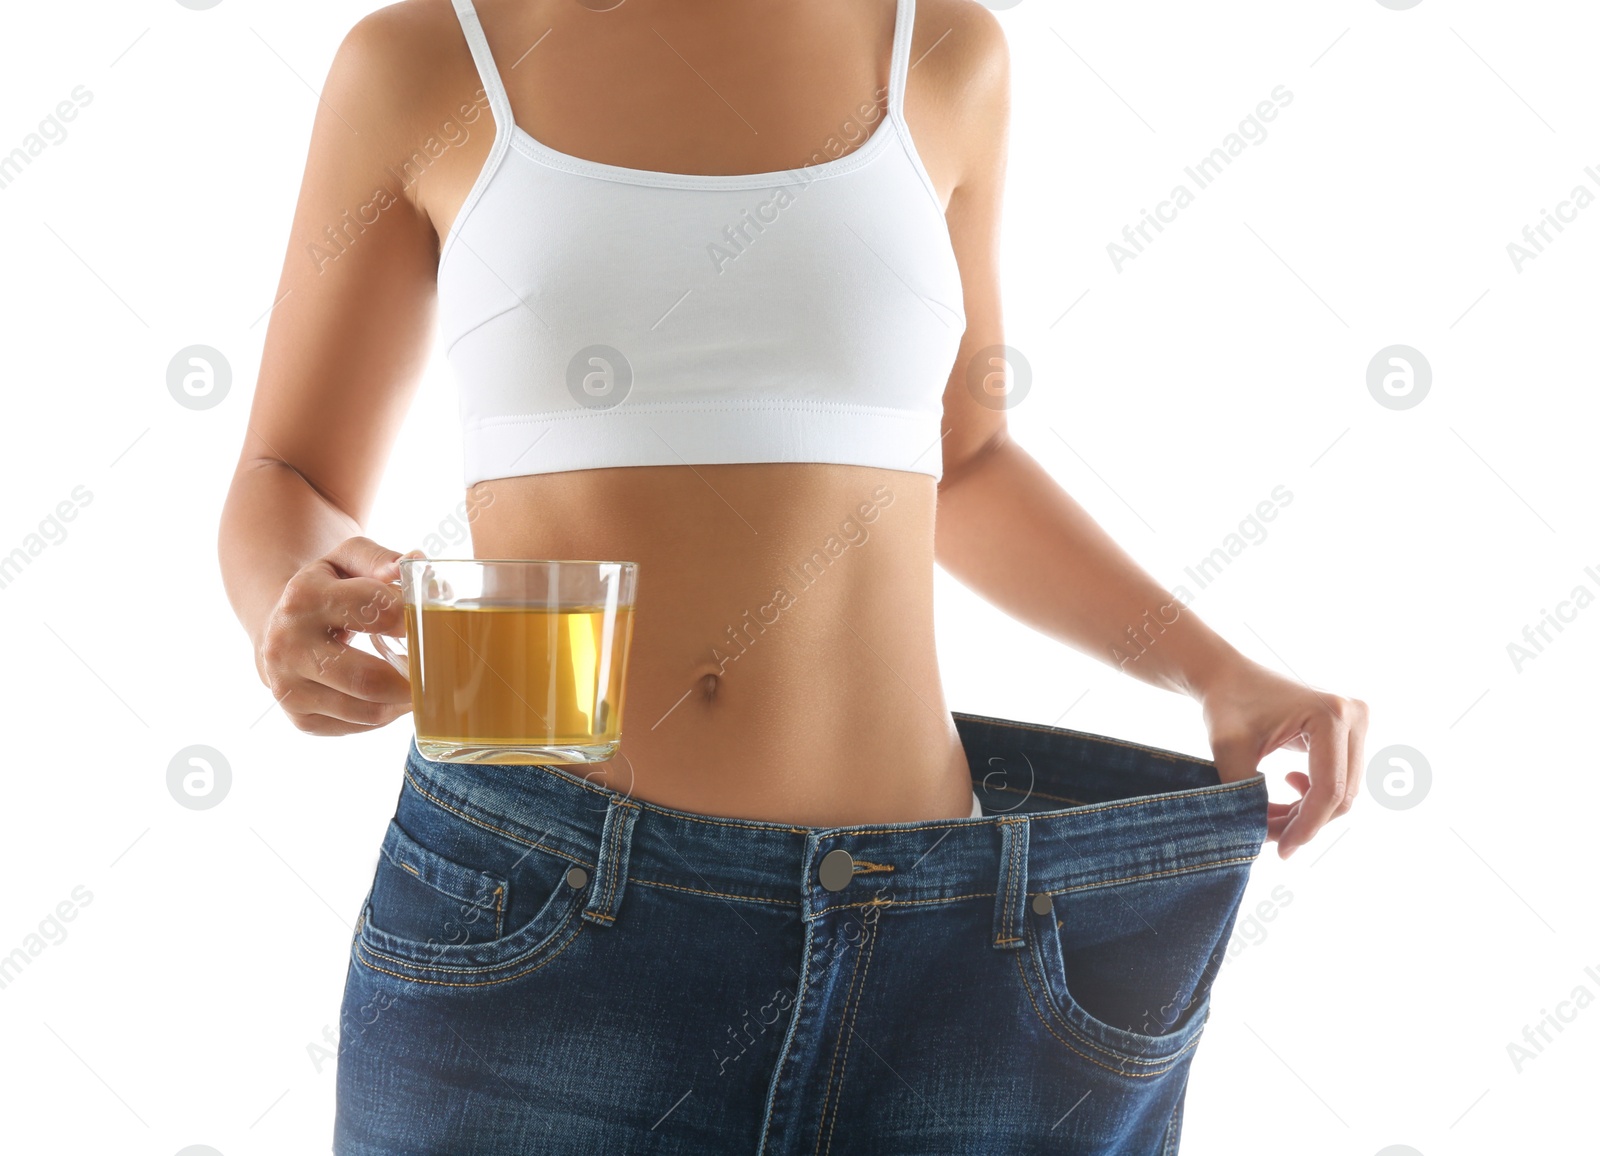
[334,710,1268,1154]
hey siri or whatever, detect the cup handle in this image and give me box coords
[371,629,410,680]
[369,548,425,680]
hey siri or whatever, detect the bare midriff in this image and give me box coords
[465,462,973,826]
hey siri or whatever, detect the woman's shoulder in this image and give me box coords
[324,1,479,152]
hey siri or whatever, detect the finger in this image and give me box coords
[323,536,409,581]
[325,573,410,639]
[279,671,411,726]
[1277,716,1349,858]
[1337,702,1368,818]
[311,642,413,706]
[293,710,400,738]
[1264,775,1309,843]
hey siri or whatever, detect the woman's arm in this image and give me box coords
[931,6,1365,858]
[218,5,451,731]
[937,440,1241,699]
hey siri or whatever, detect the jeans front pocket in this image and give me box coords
[368,818,508,948]
[354,805,594,987]
[1022,858,1255,1076]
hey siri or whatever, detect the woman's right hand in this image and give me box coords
[255,536,423,736]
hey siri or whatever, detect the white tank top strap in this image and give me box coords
[450,0,515,147]
[887,0,916,125]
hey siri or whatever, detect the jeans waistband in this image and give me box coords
[398,711,1268,923]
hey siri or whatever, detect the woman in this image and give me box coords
[219,0,1367,1151]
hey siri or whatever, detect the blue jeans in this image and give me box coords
[335,711,1268,1154]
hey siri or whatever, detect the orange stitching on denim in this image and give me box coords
[624,877,800,903]
[401,766,595,869]
[355,920,585,988]
[357,894,585,977]
[598,797,635,918]
[401,863,419,877]
[1011,951,1201,1077]
[850,860,893,874]
[492,885,504,938]
[1021,928,1201,1069]
[994,935,1022,945]
[821,902,884,1156]
[814,900,872,1153]
[1003,817,1022,945]
[806,890,992,915]
[628,853,1256,922]
[597,804,621,918]
[1041,854,1260,896]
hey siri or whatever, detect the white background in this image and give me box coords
[0,0,1594,1153]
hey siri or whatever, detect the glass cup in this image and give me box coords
[370,558,638,765]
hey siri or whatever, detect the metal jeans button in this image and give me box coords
[817,847,855,891]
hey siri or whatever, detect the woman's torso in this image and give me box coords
[407,0,972,824]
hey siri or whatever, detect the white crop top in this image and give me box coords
[440,0,967,487]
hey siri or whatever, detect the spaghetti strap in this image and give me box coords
[887,0,916,123]
[440,0,515,269]
[451,0,514,143]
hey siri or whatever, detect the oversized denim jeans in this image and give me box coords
[335,710,1269,1154]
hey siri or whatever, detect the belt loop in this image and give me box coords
[583,794,640,928]
[992,817,1029,950]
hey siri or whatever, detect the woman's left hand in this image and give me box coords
[1193,654,1369,859]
